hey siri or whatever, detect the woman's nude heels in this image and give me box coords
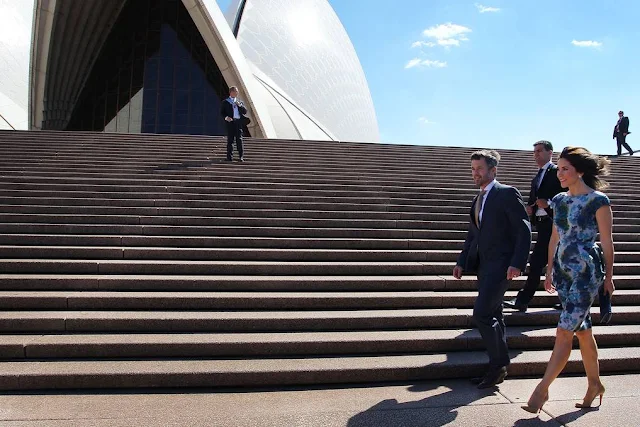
[575,384,605,409]
[521,391,549,414]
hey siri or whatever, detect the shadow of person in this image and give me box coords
[347,328,528,427]
[346,377,495,427]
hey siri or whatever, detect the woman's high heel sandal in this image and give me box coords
[521,391,549,414]
[575,384,605,409]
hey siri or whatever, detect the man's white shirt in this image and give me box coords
[478,179,497,223]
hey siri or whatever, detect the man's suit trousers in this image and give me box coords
[516,217,553,305]
[474,273,511,369]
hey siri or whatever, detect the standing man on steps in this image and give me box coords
[504,141,564,312]
[613,110,633,156]
[221,86,248,162]
[453,150,531,389]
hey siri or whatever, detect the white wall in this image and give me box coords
[0,0,34,130]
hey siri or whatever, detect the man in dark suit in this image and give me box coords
[504,141,564,312]
[453,149,531,389]
[613,110,633,156]
[220,86,248,162]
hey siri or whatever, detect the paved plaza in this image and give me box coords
[0,373,637,426]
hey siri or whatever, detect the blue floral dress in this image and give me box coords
[550,191,610,331]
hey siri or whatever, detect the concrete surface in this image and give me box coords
[0,373,638,426]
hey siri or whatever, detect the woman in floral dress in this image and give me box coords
[523,147,615,414]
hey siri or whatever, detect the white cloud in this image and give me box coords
[475,4,501,13]
[571,39,602,48]
[418,117,436,124]
[438,38,460,47]
[422,23,472,41]
[411,41,436,48]
[405,58,447,69]
[405,58,422,69]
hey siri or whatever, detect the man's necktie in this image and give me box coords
[475,190,486,227]
[531,168,544,201]
[534,168,544,189]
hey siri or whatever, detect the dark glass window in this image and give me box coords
[65,0,233,137]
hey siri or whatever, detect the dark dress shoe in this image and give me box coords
[470,375,485,385]
[226,157,233,162]
[553,303,562,310]
[503,299,528,312]
[478,367,507,389]
[239,157,245,162]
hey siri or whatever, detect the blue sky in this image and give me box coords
[217,0,640,155]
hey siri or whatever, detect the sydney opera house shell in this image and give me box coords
[0,0,379,142]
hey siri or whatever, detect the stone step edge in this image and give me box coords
[0,325,636,359]
[0,347,637,390]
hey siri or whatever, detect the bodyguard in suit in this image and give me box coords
[504,141,564,312]
[453,150,531,389]
[613,110,633,156]
[221,86,248,162]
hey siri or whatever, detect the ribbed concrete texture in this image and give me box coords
[0,130,639,391]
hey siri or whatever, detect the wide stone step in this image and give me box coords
[0,259,440,275]
[0,224,474,239]
[0,234,466,250]
[0,246,448,261]
[3,205,640,227]
[4,233,640,253]
[1,171,638,194]
[0,290,636,310]
[0,325,636,360]
[2,247,640,264]
[0,213,475,231]
[0,204,472,219]
[4,258,640,275]
[0,196,472,211]
[0,274,638,292]
[3,157,626,177]
[0,346,637,390]
[0,307,638,333]
[0,181,494,197]
[0,149,634,172]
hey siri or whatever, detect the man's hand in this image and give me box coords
[624,132,630,137]
[535,199,549,209]
[506,266,521,280]
[525,205,533,216]
[452,265,463,279]
[225,116,233,122]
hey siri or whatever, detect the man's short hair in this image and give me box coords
[470,149,500,169]
[229,86,238,93]
[619,110,624,115]
[533,140,553,151]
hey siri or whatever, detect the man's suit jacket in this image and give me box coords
[220,98,248,123]
[613,116,630,137]
[456,182,532,280]
[528,164,564,223]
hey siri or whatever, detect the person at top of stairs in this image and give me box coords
[613,110,633,156]
[504,140,564,313]
[453,149,532,389]
[221,85,248,162]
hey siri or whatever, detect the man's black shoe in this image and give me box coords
[226,157,233,162]
[477,367,507,389]
[553,303,562,310]
[239,157,245,162]
[503,299,528,312]
[470,375,486,385]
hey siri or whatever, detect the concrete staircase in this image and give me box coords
[0,130,639,391]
